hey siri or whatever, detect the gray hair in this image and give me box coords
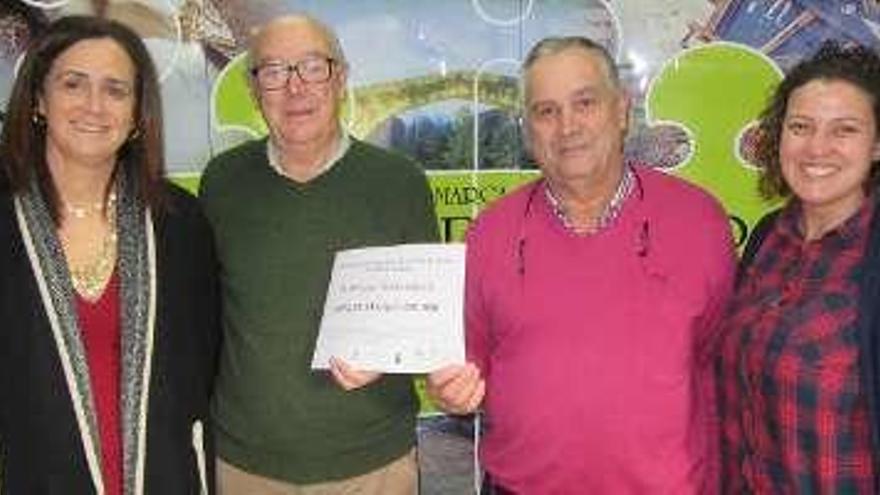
[248,14,349,71]
[522,36,620,95]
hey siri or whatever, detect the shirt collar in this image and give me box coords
[779,195,874,245]
[543,165,636,235]
[266,130,351,179]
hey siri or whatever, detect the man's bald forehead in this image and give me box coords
[249,14,346,67]
[523,47,619,105]
[521,36,620,103]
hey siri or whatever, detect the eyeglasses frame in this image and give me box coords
[249,56,337,91]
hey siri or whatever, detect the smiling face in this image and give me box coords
[250,18,346,152]
[524,47,629,192]
[780,78,880,224]
[38,37,136,172]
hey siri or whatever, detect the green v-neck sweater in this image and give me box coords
[199,138,438,483]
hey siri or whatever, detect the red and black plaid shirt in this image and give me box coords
[719,200,875,494]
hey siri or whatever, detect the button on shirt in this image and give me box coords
[719,200,875,494]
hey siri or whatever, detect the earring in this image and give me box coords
[31,113,46,127]
[128,128,141,141]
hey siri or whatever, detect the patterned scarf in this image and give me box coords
[14,167,155,495]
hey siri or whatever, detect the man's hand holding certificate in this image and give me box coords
[311,243,465,374]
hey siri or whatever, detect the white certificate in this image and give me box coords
[311,243,465,374]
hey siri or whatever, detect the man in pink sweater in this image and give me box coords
[427,36,735,493]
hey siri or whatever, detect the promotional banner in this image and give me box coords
[3,1,879,241]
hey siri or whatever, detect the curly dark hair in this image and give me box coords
[755,41,880,199]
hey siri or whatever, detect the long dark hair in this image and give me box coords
[0,15,166,223]
[756,42,880,199]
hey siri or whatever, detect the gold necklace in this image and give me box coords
[64,192,117,220]
[69,226,117,301]
[66,198,118,302]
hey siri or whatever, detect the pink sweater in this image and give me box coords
[466,168,735,494]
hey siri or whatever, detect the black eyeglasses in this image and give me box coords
[250,57,335,91]
[516,168,649,277]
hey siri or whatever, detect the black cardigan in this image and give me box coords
[0,183,219,494]
[739,199,880,476]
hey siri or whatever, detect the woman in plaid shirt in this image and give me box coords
[719,42,880,494]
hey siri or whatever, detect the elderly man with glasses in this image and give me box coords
[199,14,437,495]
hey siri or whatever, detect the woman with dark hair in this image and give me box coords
[719,42,880,493]
[0,16,218,494]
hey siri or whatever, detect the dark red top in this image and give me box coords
[719,201,875,493]
[75,270,122,495]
